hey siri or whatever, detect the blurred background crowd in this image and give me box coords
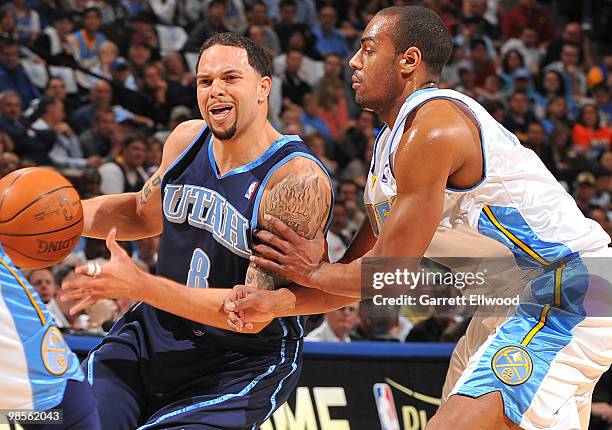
[0,0,611,417]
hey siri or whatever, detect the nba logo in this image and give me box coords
[373,383,400,430]
[244,181,259,200]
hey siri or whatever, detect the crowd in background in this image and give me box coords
[1,0,612,402]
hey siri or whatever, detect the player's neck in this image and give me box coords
[380,80,438,129]
[212,120,282,176]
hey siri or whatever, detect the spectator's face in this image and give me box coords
[349,15,403,114]
[47,100,65,123]
[459,68,475,87]
[147,141,162,168]
[91,82,112,105]
[54,18,72,36]
[527,123,545,145]
[521,28,538,47]
[1,95,21,120]
[596,175,611,193]
[248,26,265,46]
[471,43,487,63]
[561,45,580,67]
[593,88,610,108]
[513,77,529,92]
[577,183,595,199]
[129,44,152,66]
[0,10,15,31]
[209,3,226,22]
[165,53,184,76]
[143,66,163,89]
[286,51,302,73]
[83,10,102,33]
[0,44,20,69]
[320,7,337,31]
[0,152,19,176]
[563,23,582,44]
[123,140,147,168]
[339,183,358,204]
[543,71,561,93]
[506,51,522,72]
[326,304,358,335]
[279,4,296,24]
[547,97,566,119]
[95,111,115,136]
[510,93,528,116]
[99,43,117,64]
[29,269,57,304]
[600,152,612,172]
[324,55,342,78]
[582,105,598,128]
[330,203,348,232]
[307,135,326,158]
[46,79,66,100]
[483,75,500,93]
[197,45,269,140]
[251,4,267,25]
[287,31,305,51]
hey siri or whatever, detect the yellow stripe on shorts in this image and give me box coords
[0,259,46,325]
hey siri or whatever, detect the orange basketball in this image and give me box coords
[0,167,83,269]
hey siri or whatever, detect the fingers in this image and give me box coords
[69,296,96,316]
[253,244,285,263]
[106,228,127,258]
[248,255,285,277]
[263,214,300,242]
[254,230,290,253]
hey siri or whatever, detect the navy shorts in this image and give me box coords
[83,305,302,430]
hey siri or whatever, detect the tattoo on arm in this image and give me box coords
[246,164,331,290]
[139,175,161,206]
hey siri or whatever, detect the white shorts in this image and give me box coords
[442,247,612,429]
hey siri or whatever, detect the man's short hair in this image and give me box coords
[197,32,272,78]
[377,6,453,77]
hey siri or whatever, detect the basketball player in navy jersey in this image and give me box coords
[61,33,333,429]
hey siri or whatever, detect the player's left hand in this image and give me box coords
[61,228,145,315]
[224,285,296,331]
[250,214,325,288]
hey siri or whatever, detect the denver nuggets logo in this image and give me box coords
[492,346,533,386]
[41,326,69,375]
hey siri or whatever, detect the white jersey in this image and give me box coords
[364,88,610,267]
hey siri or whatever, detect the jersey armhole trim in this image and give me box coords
[161,123,209,185]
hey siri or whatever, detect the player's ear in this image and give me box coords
[400,47,421,77]
[257,76,272,104]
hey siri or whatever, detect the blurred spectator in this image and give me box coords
[154,105,193,145]
[0,129,14,153]
[312,6,350,59]
[145,136,162,175]
[533,70,573,121]
[455,60,477,99]
[28,269,70,328]
[13,0,41,43]
[524,121,557,176]
[30,96,102,169]
[498,48,525,94]
[304,132,337,176]
[500,26,541,73]
[0,151,20,177]
[299,93,333,144]
[316,76,350,145]
[274,0,318,56]
[246,1,280,55]
[0,5,17,40]
[305,304,359,342]
[99,136,148,194]
[470,38,496,88]
[503,91,537,142]
[406,315,468,342]
[116,11,160,58]
[592,172,611,210]
[337,109,376,169]
[43,77,78,121]
[338,179,364,234]
[163,52,196,109]
[541,95,572,138]
[133,235,160,274]
[573,171,597,214]
[572,103,612,154]
[592,83,612,127]
[318,53,359,118]
[327,199,350,262]
[72,80,113,133]
[342,138,374,189]
[139,63,172,126]
[544,43,587,99]
[0,37,41,110]
[184,0,229,52]
[77,167,102,199]
[543,22,591,70]
[281,50,311,107]
[0,91,53,165]
[587,53,612,90]
[87,40,120,86]
[110,56,138,91]
[475,74,505,106]
[351,300,401,342]
[79,108,117,159]
[207,0,247,33]
[68,7,107,69]
[33,11,76,66]
[454,15,496,60]
[501,0,555,46]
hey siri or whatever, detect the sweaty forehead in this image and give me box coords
[362,14,395,45]
[198,45,251,74]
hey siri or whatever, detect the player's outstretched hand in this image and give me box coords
[61,228,145,315]
[224,285,296,331]
[250,214,326,288]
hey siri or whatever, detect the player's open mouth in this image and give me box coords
[209,106,233,121]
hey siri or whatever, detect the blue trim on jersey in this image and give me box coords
[477,205,574,268]
[265,339,301,420]
[208,135,302,179]
[369,124,388,175]
[162,123,209,181]
[87,350,97,385]
[136,350,286,430]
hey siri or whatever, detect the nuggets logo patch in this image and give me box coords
[41,326,69,375]
[492,346,533,386]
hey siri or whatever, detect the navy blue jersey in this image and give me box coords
[154,123,332,353]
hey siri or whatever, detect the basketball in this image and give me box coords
[0,168,83,269]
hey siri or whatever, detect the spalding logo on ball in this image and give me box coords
[0,167,83,269]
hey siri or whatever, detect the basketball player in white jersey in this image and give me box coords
[224,6,612,430]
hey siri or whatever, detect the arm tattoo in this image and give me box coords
[246,164,331,290]
[139,175,161,206]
